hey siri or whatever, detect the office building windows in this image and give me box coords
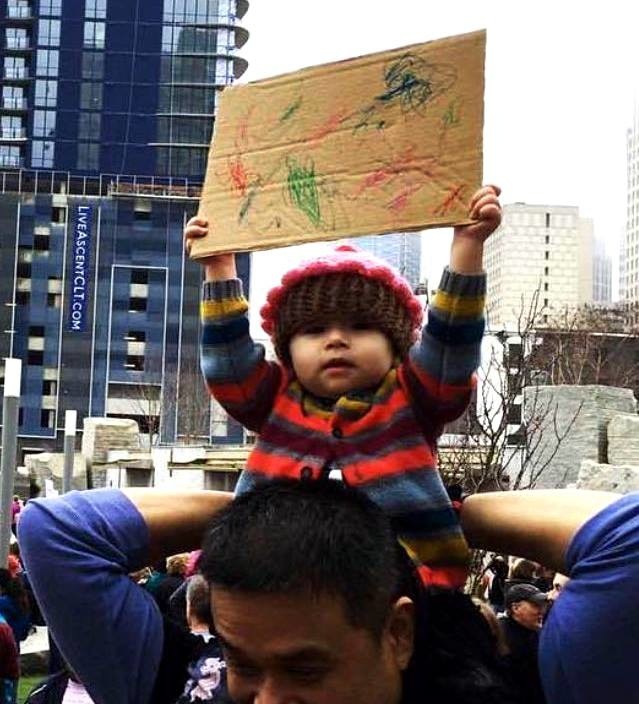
[82,51,104,80]
[77,142,99,170]
[4,56,27,79]
[78,112,101,140]
[2,86,24,110]
[80,82,103,110]
[40,0,62,16]
[0,145,21,167]
[33,110,56,138]
[34,80,57,107]
[36,49,59,77]
[38,19,61,46]
[6,28,28,49]
[85,0,107,18]
[31,140,55,168]
[1,115,23,139]
[83,21,105,49]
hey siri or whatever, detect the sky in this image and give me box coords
[237,1,639,317]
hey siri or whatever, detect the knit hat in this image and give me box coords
[260,244,423,364]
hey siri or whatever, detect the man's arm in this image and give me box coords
[19,489,231,704]
[468,490,639,703]
[460,489,617,571]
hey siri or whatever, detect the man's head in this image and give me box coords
[199,480,416,704]
[186,575,213,633]
[505,584,547,631]
[547,573,569,603]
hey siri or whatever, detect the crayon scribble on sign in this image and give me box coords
[194,30,485,257]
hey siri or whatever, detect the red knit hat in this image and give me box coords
[261,244,423,362]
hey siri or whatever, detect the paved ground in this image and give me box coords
[21,626,48,655]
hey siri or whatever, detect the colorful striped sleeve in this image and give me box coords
[200,278,281,432]
[403,267,485,430]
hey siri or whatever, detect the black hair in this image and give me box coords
[200,479,402,637]
[0,567,29,615]
[200,480,521,703]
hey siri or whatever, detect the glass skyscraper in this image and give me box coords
[0,0,250,456]
[353,232,422,290]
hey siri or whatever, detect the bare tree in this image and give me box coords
[442,288,583,495]
[174,366,214,445]
[529,305,639,397]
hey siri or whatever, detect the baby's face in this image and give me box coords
[289,322,393,399]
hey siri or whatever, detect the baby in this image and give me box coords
[185,185,501,587]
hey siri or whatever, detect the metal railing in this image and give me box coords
[5,37,30,49]
[1,98,27,110]
[0,128,26,139]
[7,6,32,19]
[0,168,203,199]
[3,68,29,80]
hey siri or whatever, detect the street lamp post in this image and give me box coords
[0,358,21,562]
[62,410,77,494]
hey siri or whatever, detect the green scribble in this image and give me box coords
[442,99,461,128]
[238,185,258,223]
[280,97,303,123]
[287,158,321,226]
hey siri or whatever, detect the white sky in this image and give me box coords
[238,1,639,317]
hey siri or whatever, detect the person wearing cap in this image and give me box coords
[500,583,549,704]
[184,185,501,589]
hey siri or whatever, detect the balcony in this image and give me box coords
[5,36,31,50]
[3,67,30,81]
[0,155,23,168]
[1,97,27,111]
[0,127,26,141]
[6,5,33,21]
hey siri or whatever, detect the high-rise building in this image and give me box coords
[0,0,250,458]
[622,108,639,304]
[353,232,422,290]
[483,203,594,330]
[593,239,612,304]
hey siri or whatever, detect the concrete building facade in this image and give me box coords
[621,108,639,304]
[483,203,594,330]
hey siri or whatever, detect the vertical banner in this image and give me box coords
[67,204,93,333]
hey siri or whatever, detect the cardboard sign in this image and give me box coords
[192,30,485,258]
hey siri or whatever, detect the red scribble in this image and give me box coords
[228,157,249,197]
[235,106,256,148]
[433,184,466,217]
[308,109,349,142]
[387,183,423,213]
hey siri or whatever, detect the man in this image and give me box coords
[18,481,639,704]
[500,584,548,703]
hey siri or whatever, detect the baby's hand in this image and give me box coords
[454,185,502,243]
[184,216,236,280]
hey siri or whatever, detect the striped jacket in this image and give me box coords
[200,267,486,588]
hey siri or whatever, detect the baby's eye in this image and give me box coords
[299,325,325,335]
[351,322,373,331]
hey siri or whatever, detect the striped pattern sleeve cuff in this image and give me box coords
[201,278,248,322]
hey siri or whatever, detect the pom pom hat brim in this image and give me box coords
[260,244,424,359]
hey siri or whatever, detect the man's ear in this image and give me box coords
[386,596,415,671]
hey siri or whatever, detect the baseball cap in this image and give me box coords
[505,583,548,608]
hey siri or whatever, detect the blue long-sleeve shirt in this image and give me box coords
[18,489,639,704]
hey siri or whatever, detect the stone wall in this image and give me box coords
[81,417,140,463]
[24,452,88,493]
[577,460,639,494]
[521,385,636,488]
